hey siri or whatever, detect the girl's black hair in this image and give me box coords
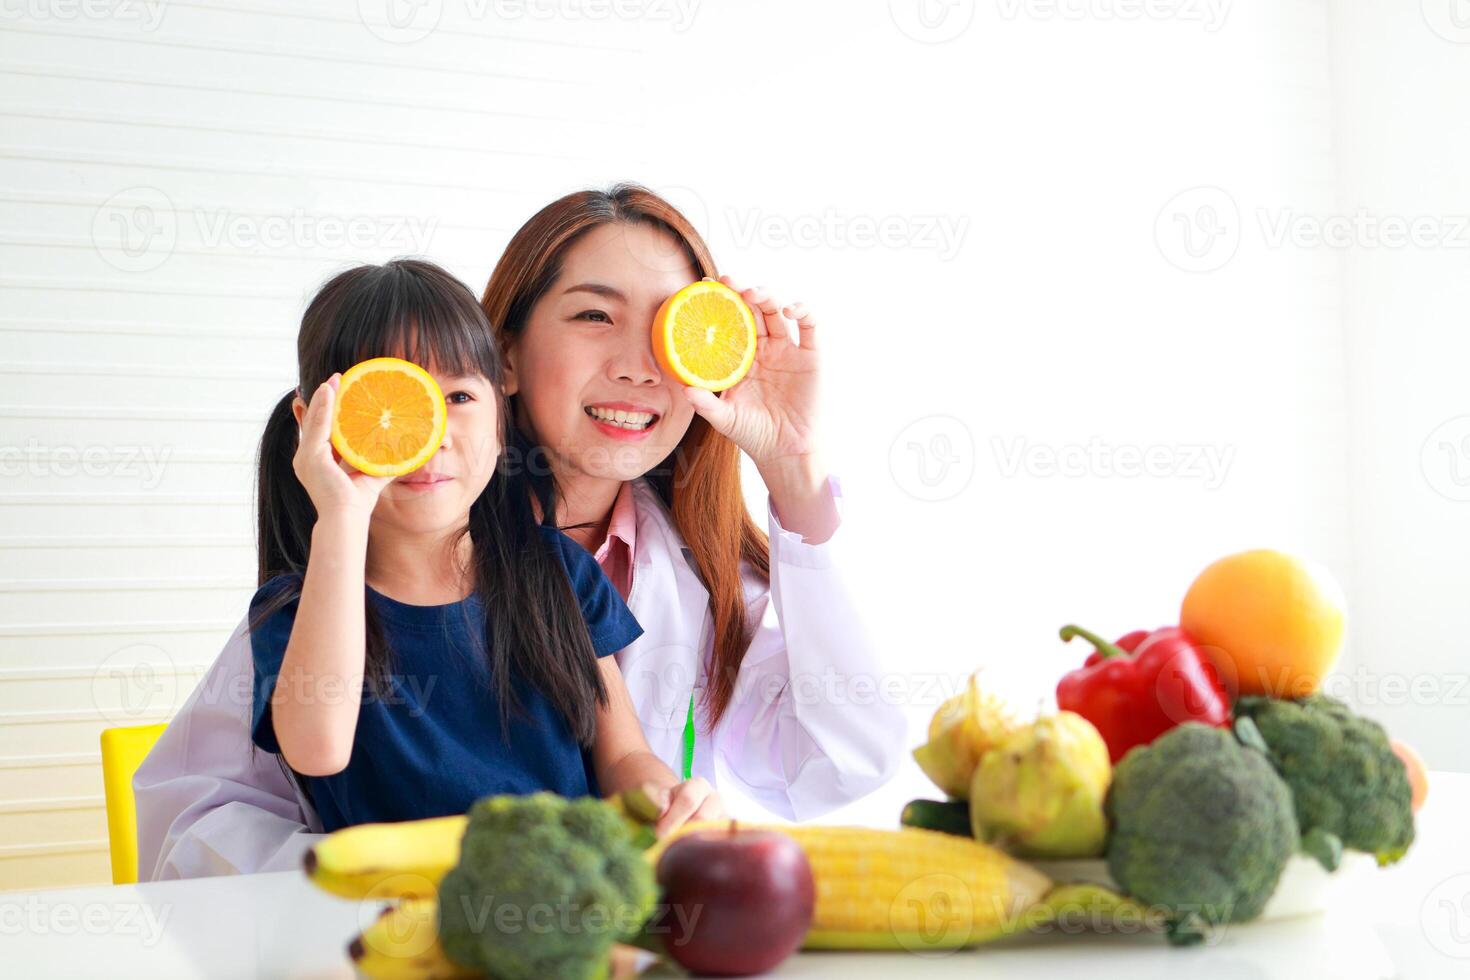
[248,259,608,777]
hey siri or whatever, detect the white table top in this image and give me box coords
[6,773,1469,979]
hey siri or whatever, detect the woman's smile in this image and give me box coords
[584,401,662,441]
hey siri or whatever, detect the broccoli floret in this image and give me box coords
[437,792,658,980]
[1105,723,1298,942]
[1233,694,1415,866]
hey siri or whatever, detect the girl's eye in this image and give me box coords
[446,391,473,405]
[575,309,611,324]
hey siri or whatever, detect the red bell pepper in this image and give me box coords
[1056,623,1231,763]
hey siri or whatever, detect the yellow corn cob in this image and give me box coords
[650,822,1053,952]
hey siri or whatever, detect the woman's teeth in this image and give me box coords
[586,406,656,430]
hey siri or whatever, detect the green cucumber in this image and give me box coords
[900,798,972,837]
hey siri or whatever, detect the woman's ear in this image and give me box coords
[501,346,520,397]
[291,393,307,428]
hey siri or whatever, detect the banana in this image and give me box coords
[348,898,478,980]
[349,899,649,980]
[305,789,663,901]
[305,814,467,901]
[326,791,667,977]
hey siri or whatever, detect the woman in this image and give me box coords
[134,184,905,879]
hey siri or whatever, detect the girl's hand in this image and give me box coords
[293,374,393,524]
[681,275,822,471]
[648,777,727,838]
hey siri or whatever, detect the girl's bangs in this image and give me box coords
[330,265,501,384]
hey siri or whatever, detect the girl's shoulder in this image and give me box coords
[245,573,304,659]
[249,571,304,618]
[534,523,624,607]
[533,522,595,577]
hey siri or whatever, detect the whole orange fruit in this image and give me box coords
[1391,738,1429,813]
[1180,549,1345,699]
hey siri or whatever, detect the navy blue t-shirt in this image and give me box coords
[248,524,643,832]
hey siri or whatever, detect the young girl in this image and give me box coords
[247,258,721,832]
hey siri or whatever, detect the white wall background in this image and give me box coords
[1329,0,1470,798]
[0,0,1464,890]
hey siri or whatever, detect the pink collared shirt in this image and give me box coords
[592,480,637,601]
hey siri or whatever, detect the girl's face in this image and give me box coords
[504,221,699,485]
[369,365,501,537]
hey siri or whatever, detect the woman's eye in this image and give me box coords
[575,309,612,324]
[446,391,473,404]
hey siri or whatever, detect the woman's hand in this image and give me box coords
[682,275,840,543]
[292,374,393,524]
[648,777,727,838]
[681,275,822,470]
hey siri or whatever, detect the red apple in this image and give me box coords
[652,824,814,976]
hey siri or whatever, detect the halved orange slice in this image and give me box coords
[329,357,447,477]
[651,280,757,392]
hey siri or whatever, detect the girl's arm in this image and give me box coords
[271,375,391,776]
[590,656,725,837]
[270,516,369,776]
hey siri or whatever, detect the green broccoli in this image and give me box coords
[1105,722,1298,944]
[1233,693,1415,867]
[437,792,658,980]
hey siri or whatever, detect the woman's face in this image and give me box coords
[504,221,699,485]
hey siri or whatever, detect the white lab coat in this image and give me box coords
[133,477,906,880]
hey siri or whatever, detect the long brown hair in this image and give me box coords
[481,183,771,728]
[252,259,608,767]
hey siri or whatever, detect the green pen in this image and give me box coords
[681,692,695,781]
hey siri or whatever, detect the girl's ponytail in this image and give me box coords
[255,388,314,585]
[247,388,316,778]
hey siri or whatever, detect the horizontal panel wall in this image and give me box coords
[0,0,650,891]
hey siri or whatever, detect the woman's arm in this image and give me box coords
[590,656,725,836]
[708,481,908,822]
[759,452,839,546]
[134,615,326,879]
[673,280,904,817]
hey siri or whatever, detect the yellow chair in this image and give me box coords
[99,722,168,885]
